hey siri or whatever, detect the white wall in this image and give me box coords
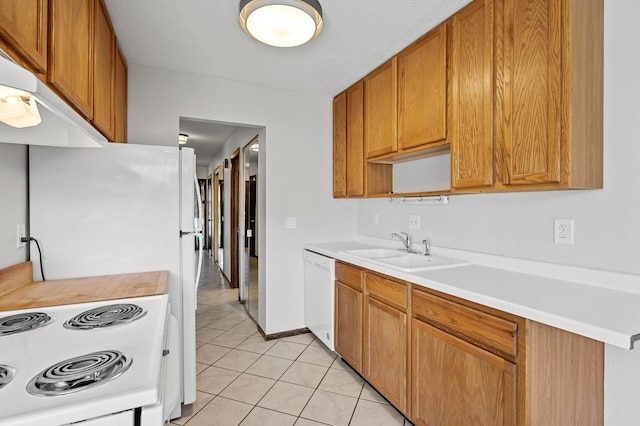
[127,64,358,333]
[0,144,28,268]
[356,1,640,424]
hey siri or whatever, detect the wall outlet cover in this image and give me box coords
[16,224,26,248]
[553,218,574,245]
[409,215,421,229]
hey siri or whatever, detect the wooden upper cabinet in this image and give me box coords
[398,22,447,151]
[450,0,495,189]
[501,0,603,188]
[333,91,348,197]
[364,57,398,158]
[48,0,94,119]
[0,0,48,73]
[92,0,115,141]
[114,46,128,143]
[333,81,364,197]
[346,82,364,196]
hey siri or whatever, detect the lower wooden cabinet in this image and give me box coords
[334,280,362,371]
[333,261,604,426]
[412,319,516,426]
[334,262,363,371]
[364,295,408,413]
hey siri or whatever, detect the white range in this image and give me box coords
[0,294,178,426]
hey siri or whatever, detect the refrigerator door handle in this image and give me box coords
[193,167,204,300]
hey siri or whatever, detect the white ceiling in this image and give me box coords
[104,0,471,164]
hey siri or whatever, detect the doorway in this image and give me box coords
[213,164,224,267]
[242,136,259,321]
[230,149,240,290]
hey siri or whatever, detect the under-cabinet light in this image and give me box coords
[0,85,41,128]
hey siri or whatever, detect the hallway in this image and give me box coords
[170,254,408,425]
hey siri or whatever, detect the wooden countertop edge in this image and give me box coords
[0,266,169,311]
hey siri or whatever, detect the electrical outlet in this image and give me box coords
[554,218,574,245]
[16,224,26,248]
[409,215,421,230]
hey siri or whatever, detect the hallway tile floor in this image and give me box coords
[170,254,409,425]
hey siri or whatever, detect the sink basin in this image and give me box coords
[341,248,405,259]
[341,247,468,272]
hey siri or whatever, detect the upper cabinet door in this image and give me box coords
[450,0,495,189]
[114,46,128,143]
[365,58,398,158]
[346,81,364,196]
[502,0,561,185]
[48,0,94,119]
[333,91,348,198]
[0,0,48,73]
[398,22,447,151]
[93,0,115,141]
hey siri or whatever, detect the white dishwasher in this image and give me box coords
[303,249,336,351]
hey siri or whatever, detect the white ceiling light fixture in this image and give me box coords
[239,0,323,48]
[178,133,189,145]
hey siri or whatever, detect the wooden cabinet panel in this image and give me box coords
[93,0,115,141]
[335,280,363,371]
[346,82,364,196]
[364,58,397,158]
[365,273,407,310]
[502,0,561,185]
[333,92,347,197]
[0,0,47,72]
[49,0,94,119]
[412,319,516,426]
[528,320,604,426]
[450,0,495,189]
[398,22,447,151]
[114,46,128,143]
[412,288,517,357]
[333,81,364,197]
[335,262,362,290]
[364,296,407,412]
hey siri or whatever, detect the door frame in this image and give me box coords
[212,164,223,264]
[230,149,240,290]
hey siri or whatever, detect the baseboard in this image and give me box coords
[257,325,311,341]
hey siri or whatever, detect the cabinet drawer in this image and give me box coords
[336,262,362,290]
[412,288,517,356]
[365,273,407,311]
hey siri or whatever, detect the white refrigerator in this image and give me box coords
[28,143,202,413]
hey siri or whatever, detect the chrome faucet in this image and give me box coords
[422,239,431,256]
[391,232,417,253]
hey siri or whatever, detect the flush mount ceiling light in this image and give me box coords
[178,133,189,145]
[239,0,323,48]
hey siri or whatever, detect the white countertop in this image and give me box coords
[304,241,640,350]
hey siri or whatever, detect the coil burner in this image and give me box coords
[27,350,132,396]
[64,304,147,330]
[0,364,16,390]
[0,312,53,336]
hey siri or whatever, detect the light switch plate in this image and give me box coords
[285,217,297,229]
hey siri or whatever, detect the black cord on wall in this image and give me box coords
[21,237,45,281]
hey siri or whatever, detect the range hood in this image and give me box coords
[0,54,107,148]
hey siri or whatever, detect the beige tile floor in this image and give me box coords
[170,254,410,426]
